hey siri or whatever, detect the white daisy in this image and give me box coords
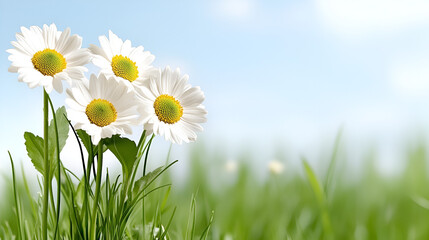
[89,30,156,90]
[137,67,207,144]
[268,160,285,175]
[225,160,238,173]
[7,23,91,93]
[66,73,140,144]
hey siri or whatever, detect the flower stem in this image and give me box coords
[143,134,155,176]
[42,89,49,240]
[91,141,103,240]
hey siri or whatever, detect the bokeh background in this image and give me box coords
[2,0,429,238]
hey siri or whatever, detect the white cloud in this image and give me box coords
[342,105,407,134]
[213,0,256,22]
[316,0,429,37]
[389,58,429,97]
[210,1,317,32]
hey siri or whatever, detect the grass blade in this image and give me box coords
[324,127,343,194]
[200,210,214,240]
[8,151,22,240]
[160,207,176,240]
[302,159,332,237]
[20,163,37,218]
[186,192,197,240]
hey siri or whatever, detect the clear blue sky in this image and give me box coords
[2,0,429,175]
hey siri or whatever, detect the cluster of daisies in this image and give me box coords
[7,24,207,145]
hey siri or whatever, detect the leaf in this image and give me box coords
[48,106,69,157]
[75,177,86,209]
[24,132,45,174]
[132,166,163,199]
[105,135,138,179]
[77,129,92,154]
[24,107,69,178]
[76,129,107,156]
[47,106,69,178]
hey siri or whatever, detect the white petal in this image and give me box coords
[108,30,123,55]
[180,86,205,107]
[99,35,113,59]
[52,76,64,93]
[55,27,70,53]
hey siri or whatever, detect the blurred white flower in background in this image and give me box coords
[224,233,234,240]
[268,160,284,175]
[224,160,238,173]
[153,225,166,240]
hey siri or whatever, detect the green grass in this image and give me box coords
[3,138,429,239]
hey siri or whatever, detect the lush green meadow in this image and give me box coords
[2,138,429,239]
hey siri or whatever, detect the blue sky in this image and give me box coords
[2,0,429,175]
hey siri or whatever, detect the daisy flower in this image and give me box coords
[66,73,140,144]
[268,160,285,175]
[89,30,155,90]
[137,67,207,144]
[7,23,90,93]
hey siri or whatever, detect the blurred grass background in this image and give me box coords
[2,137,429,239]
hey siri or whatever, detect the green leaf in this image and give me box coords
[24,106,69,178]
[105,135,138,179]
[47,106,69,178]
[48,106,69,157]
[76,129,108,158]
[75,176,86,209]
[24,132,45,174]
[132,166,163,199]
[77,129,92,154]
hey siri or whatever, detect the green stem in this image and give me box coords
[42,89,49,240]
[86,141,94,190]
[142,135,155,176]
[47,96,61,240]
[91,141,103,240]
[141,134,155,237]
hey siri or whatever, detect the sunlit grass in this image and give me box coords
[3,135,429,239]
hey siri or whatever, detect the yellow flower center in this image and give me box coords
[111,55,139,82]
[85,99,118,127]
[31,49,67,76]
[154,94,183,124]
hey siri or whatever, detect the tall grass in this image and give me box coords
[3,137,429,239]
